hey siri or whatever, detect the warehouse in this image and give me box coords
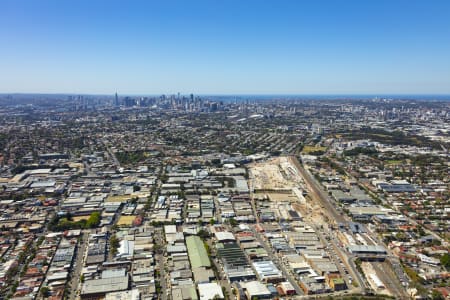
[217,242,256,281]
[252,260,284,283]
[186,236,211,269]
[347,245,387,260]
[198,283,224,300]
[243,281,272,299]
[81,276,129,299]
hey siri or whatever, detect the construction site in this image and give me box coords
[248,156,333,228]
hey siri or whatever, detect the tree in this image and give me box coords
[209,218,215,225]
[229,218,238,226]
[154,243,163,254]
[85,211,101,228]
[198,229,210,239]
[431,290,444,300]
[109,234,120,256]
[40,286,50,297]
[440,253,450,271]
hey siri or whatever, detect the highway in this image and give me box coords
[313,224,360,292]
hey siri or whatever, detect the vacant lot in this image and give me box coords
[249,156,306,191]
[302,145,327,154]
[117,215,135,226]
[106,195,132,203]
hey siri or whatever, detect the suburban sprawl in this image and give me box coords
[0,94,449,300]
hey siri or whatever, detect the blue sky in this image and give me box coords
[1,0,450,94]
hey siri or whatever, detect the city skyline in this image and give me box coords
[1,0,450,95]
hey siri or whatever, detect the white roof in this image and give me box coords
[198,283,224,300]
[165,225,177,234]
[105,289,140,300]
[244,281,271,297]
[239,224,250,230]
[214,231,235,241]
[223,163,236,169]
[117,240,134,257]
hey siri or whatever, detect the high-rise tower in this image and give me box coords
[115,92,119,107]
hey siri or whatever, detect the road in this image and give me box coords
[293,155,414,297]
[313,224,358,291]
[318,222,368,293]
[251,227,304,296]
[288,156,368,293]
[248,173,303,295]
[248,156,367,296]
[68,231,89,300]
[154,228,167,300]
[327,157,412,295]
[103,139,121,168]
[206,237,235,300]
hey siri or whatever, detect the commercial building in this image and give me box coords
[186,236,211,269]
[252,260,284,283]
[81,275,129,299]
[198,282,224,300]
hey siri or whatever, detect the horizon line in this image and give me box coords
[1,92,450,97]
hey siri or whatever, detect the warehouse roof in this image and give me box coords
[198,283,224,300]
[244,281,271,297]
[215,231,235,241]
[186,236,211,269]
[347,245,387,254]
[81,276,128,295]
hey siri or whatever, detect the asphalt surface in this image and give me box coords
[248,191,304,296]
[251,227,304,296]
[68,231,89,300]
[154,228,167,300]
[104,140,121,168]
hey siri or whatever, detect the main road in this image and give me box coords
[251,226,304,296]
[103,139,121,168]
[68,230,90,300]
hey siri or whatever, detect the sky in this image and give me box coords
[1,0,450,95]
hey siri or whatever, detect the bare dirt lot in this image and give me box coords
[248,156,304,190]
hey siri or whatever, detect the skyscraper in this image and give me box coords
[115,92,119,107]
